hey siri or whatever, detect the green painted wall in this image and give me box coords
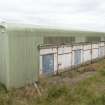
[0,31,9,88]
[33,28,105,37]
[8,30,43,88]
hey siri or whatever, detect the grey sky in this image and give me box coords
[0,0,105,32]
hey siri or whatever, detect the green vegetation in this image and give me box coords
[1,59,105,105]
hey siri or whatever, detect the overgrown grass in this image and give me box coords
[1,59,105,105]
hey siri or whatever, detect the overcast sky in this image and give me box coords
[0,0,105,32]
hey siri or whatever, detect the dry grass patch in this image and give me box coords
[1,59,105,105]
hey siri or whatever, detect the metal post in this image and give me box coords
[56,45,59,75]
[91,42,93,64]
[71,45,73,70]
[82,44,84,64]
[104,41,105,59]
[98,42,100,58]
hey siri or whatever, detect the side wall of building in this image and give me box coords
[39,42,105,75]
[8,30,43,88]
[0,31,9,88]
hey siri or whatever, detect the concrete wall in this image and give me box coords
[40,42,105,75]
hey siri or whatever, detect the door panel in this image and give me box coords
[42,54,54,75]
[74,50,81,65]
[99,47,104,57]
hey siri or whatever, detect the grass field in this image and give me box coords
[1,59,105,105]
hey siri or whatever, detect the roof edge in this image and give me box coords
[0,22,105,34]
